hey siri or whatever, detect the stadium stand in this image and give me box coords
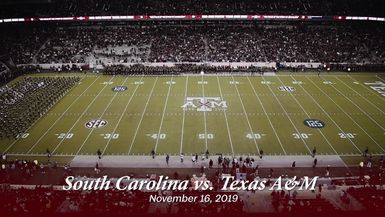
[0,151,384,214]
[1,24,385,67]
[347,187,385,211]
[0,0,385,17]
[0,187,152,213]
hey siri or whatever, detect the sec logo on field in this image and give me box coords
[85,119,108,129]
[112,86,128,92]
[304,119,325,128]
[278,86,295,92]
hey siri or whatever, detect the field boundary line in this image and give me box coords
[51,76,115,154]
[306,77,385,153]
[230,76,260,154]
[101,76,144,155]
[262,76,312,154]
[154,76,174,152]
[246,77,286,154]
[180,76,189,154]
[216,76,235,156]
[128,77,159,154]
[75,76,130,155]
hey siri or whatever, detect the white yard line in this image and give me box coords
[246,77,286,154]
[375,75,385,84]
[348,75,385,103]
[216,76,235,156]
[201,75,208,151]
[325,76,385,133]
[336,76,385,114]
[154,76,174,152]
[262,76,312,154]
[306,77,385,153]
[51,76,116,154]
[283,76,348,155]
[329,76,385,131]
[128,77,159,154]
[75,76,130,155]
[101,76,144,155]
[180,76,189,154]
[24,76,98,154]
[289,75,361,154]
[230,76,260,153]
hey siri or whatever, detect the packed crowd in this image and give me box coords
[0,151,384,213]
[0,185,244,214]
[0,186,152,213]
[1,24,384,66]
[0,25,53,65]
[172,192,243,214]
[1,0,384,18]
[271,190,337,213]
[0,62,9,83]
[0,62,6,72]
[37,26,152,64]
[1,181,384,213]
[347,187,385,211]
[0,76,79,138]
[103,64,269,75]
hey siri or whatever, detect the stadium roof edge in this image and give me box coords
[1,15,385,24]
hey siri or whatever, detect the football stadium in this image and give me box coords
[1,0,385,216]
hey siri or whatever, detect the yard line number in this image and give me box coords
[147,133,166,140]
[293,133,312,139]
[246,133,266,139]
[199,133,214,139]
[16,133,29,139]
[56,133,74,139]
[338,132,356,139]
[101,133,119,139]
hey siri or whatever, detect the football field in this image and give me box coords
[1,73,385,166]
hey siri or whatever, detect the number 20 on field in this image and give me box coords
[338,133,356,139]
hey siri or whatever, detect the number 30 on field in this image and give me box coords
[101,133,119,139]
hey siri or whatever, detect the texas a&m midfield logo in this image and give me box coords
[181,97,227,112]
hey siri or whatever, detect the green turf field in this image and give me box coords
[1,73,385,165]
